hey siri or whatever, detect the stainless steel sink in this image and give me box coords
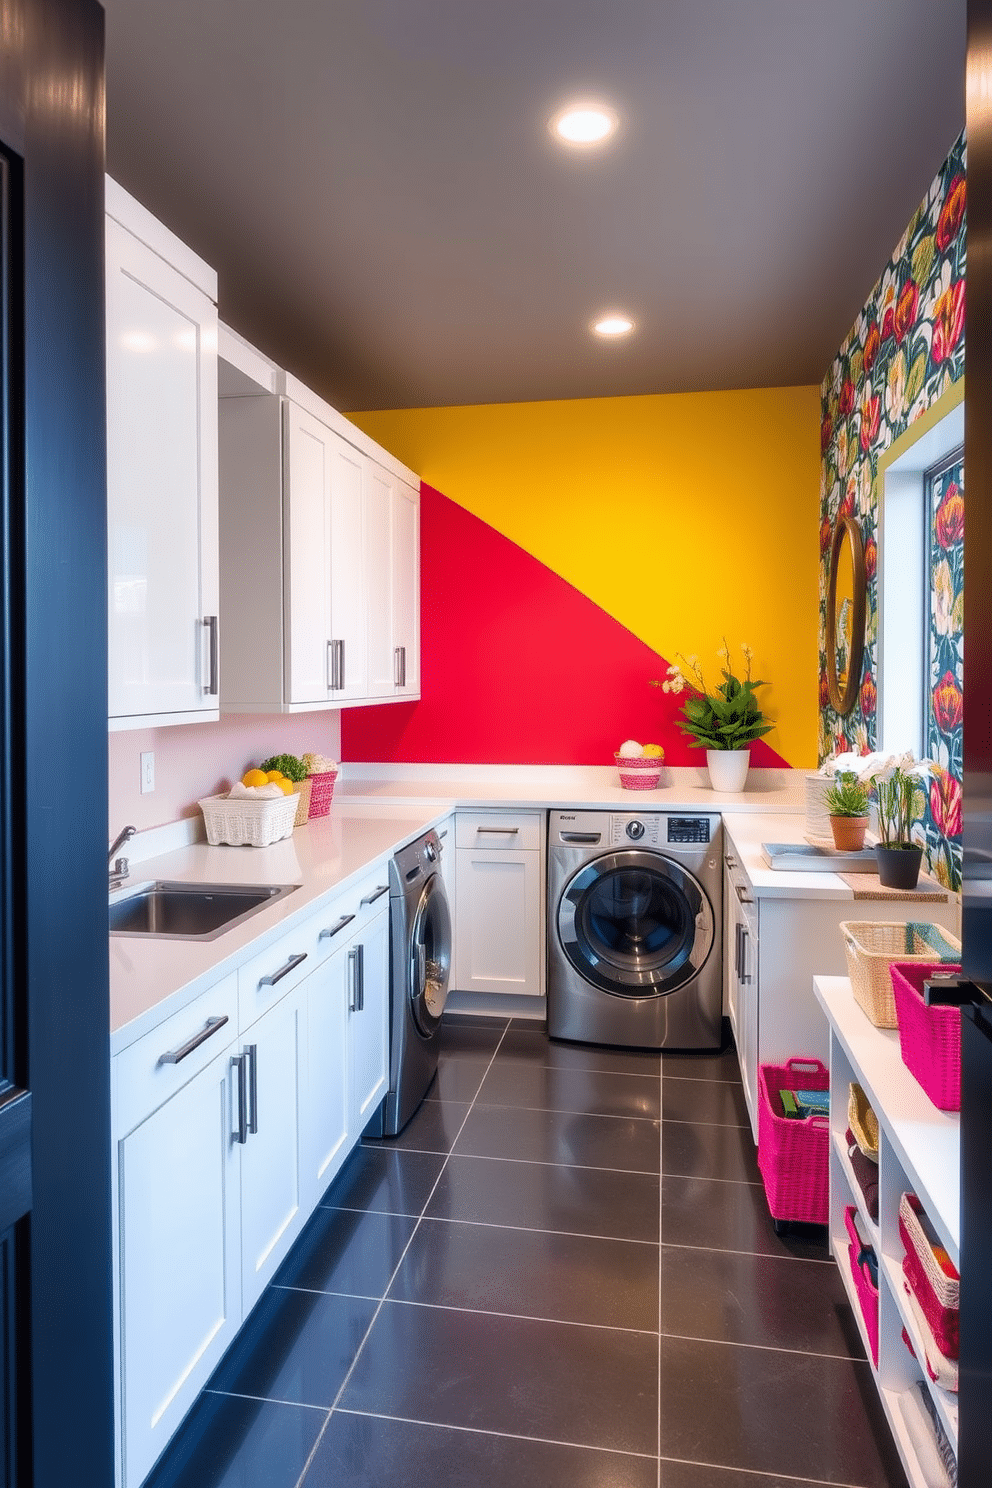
[109,881,298,940]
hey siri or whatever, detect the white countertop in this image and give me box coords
[110,803,444,1051]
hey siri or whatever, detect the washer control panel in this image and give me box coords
[609,816,660,846]
[668,817,711,844]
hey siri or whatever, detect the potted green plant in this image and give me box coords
[873,763,928,889]
[654,641,773,792]
[823,772,871,851]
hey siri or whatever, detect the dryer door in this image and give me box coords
[557,849,714,997]
[409,871,452,1036]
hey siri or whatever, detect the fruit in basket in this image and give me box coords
[643,743,665,759]
[265,769,285,782]
[618,740,644,757]
[260,753,306,782]
[276,779,295,795]
[241,768,268,788]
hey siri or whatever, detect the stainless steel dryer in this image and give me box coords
[380,828,453,1136]
[547,810,723,1049]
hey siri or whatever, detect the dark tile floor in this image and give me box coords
[145,1015,908,1488]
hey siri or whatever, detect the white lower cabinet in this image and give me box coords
[453,811,544,998]
[114,870,393,1488]
[238,982,308,1312]
[116,980,241,1488]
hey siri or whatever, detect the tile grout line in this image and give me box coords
[315,1207,661,1246]
[331,1404,660,1462]
[292,1017,514,1488]
[343,1293,660,1337]
[359,1142,663,1178]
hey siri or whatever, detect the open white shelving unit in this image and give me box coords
[814,975,959,1488]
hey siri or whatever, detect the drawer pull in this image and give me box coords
[246,1043,258,1135]
[233,1052,248,1144]
[735,884,754,905]
[349,943,365,1012]
[158,1014,229,1066]
[476,826,520,835]
[360,885,389,906]
[319,914,355,941]
[258,952,308,988]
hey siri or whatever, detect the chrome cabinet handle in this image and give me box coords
[159,1014,229,1065]
[327,639,345,690]
[319,913,355,941]
[233,1052,248,1144]
[258,952,307,988]
[360,885,389,906]
[246,1043,258,1135]
[394,646,406,687]
[203,615,219,696]
[348,944,365,1012]
[477,826,520,835]
[741,928,752,986]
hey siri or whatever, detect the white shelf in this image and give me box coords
[832,1127,881,1252]
[881,1249,958,1443]
[830,1224,878,1366]
[814,976,959,1266]
[880,1383,950,1488]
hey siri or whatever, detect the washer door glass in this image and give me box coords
[557,849,714,997]
[409,872,452,1036]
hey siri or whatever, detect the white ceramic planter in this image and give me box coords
[706,748,750,792]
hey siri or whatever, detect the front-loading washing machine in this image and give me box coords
[547,810,723,1049]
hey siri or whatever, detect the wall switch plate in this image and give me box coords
[140,751,155,794]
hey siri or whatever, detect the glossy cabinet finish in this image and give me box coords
[106,181,219,728]
[218,381,419,714]
[112,866,392,1488]
[724,853,759,1132]
[453,811,544,998]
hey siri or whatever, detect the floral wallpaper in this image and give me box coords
[819,132,966,888]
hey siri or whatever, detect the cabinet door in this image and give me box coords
[391,479,420,696]
[305,945,350,1205]
[283,400,333,704]
[239,983,308,1313]
[118,1039,240,1488]
[328,439,369,700]
[106,219,219,725]
[454,848,543,997]
[349,906,390,1135]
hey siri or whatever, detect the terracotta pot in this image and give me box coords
[829,814,869,851]
[874,843,923,890]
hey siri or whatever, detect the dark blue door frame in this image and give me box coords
[2,0,113,1484]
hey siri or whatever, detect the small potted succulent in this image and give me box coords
[823,772,871,851]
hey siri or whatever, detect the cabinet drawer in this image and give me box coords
[306,870,392,967]
[116,973,238,1136]
[456,811,543,852]
[238,919,319,1026]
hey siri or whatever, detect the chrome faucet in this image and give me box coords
[109,825,137,890]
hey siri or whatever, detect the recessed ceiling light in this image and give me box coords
[551,102,618,146]
[592,315,634,337]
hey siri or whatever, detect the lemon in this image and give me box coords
[277,779,295,795]
[265,769,285,782]
[241,768,268,788]
[643,744,664,759]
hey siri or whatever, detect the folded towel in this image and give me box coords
[794,1088,829,1116]
[845,1128,880,1221]
[780,1089,799,1117]
[897,1384,953,1488]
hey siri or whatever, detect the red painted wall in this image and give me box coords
[342,486,789,768]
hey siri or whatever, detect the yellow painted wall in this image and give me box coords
[350,385,821,766]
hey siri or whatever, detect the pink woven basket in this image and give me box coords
[899,1192,959,1359]
[306,768,338,818]
[890,961,963,1111]
[757,1057,829,1225]
[845,1205,880,1365]
[614,753,663,790]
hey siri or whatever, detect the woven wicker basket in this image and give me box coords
[839,921,962,1028]
[847,1082,879,1163]
[292,776,312,827]
[199,791,298,847]
[306,768,338,817]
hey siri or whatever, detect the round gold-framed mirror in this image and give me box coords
[825,513,867,715]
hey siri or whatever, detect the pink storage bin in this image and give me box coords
[307,768,338,818]
[845,1205,879,1366]
[899,1192,959,1359]
[757,1057,829,1227]
[889,961,963,1111]
[613,753,663,790]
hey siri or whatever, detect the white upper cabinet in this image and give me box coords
[218,339,420,713]
[106,179,219,728]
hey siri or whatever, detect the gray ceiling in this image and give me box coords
[103,1,967,412]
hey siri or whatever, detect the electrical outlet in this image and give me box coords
[140,751,155,794]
